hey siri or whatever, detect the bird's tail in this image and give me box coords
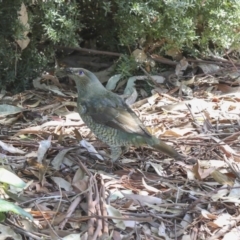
[146,136,182,159]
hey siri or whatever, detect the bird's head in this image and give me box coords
[56,67,104,96]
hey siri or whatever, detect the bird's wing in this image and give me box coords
[82,96,151,137]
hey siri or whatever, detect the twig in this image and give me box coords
[100,178,109,238]
[57,46,122,57]
[72,215,152,222]
[93,175,102,240]
[6,221,48,240]
[139,65,163,89]
[87,176,95,239]
[59,195,82,230]
[35,203,61,239]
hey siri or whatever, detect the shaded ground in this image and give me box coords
[0,66,240,240]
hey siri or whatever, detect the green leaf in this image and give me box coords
[0,168,26,189]
[0,212,6,222]
[0,199,33,220]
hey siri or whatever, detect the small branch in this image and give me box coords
[57,46,122,57]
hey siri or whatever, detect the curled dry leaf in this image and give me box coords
[106,205,126,230]
[105,74,122,91]
[201,209,217,220]
[52,148,75,170]
[51,177,72,191]
[80,139,104,161]
[0,141,25,154]
[192,160,216,180]
[37,136,52,163]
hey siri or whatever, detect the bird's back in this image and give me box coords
[77,90,152,147]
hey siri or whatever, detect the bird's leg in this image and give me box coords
[110,146,122,162]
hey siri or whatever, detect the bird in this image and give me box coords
[56,68,183,162]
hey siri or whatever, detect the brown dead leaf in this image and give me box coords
[211,170,234,186]
[201,209,217,220]
[2,62,240,239]
[192,160,216,180]
[72,168,89,192]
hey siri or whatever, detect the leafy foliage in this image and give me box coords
[115,55,138,77]
[1,0,240,91]
[0,0,80,92]
[114,0,240,54]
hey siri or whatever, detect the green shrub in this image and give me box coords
[1,0,240,92]
[0,0,80,92]
[114,0,240,55]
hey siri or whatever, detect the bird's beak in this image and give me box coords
[55,67,72,78]
[65,68,73,74]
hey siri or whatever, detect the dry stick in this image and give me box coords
[221,130,240,143]
[19,195,72,206]
[225,52,239,71]
[76,157,93,177]
[59,195,82,230]
[35,203,61,239]
[51,183,63,227]
[69,159,97,238]
[185,58,226,66]
[57,46,239,68]
[150,54,177,66]
[139,65,163,88]
[73,215,152,222]
[150,54,240,67]
[185,103,202,131]
[191,227,198,240]
[93,175,103,240]
[32,102,62,112]
[161,93,181,102]
[210,135,240,158]
[6,221,46,240]
[100,178,109,237]
[57,46,122,57]
[174,186,182,240]
[87,176,95,239]
[70,60,111,68]
[87,175,102,240]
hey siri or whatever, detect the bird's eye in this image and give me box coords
[79,70,84,76]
